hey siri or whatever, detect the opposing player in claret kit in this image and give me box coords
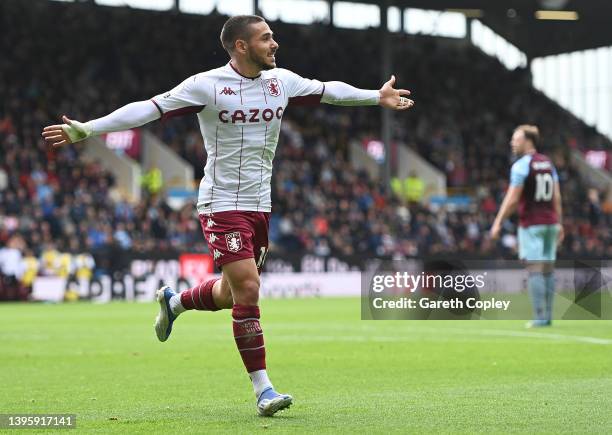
[490,125,564,328]
[42,15,414,416]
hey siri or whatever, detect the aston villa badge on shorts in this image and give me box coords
[225,232,243,252]
[264,78,281,97]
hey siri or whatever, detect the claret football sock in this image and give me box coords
[232,304,267,382]
[178,278,221,312]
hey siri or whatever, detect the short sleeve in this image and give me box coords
[277,68,324,105]
[510,156,530,187]
[151,74,212,120]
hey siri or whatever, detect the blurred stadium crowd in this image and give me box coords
[1,0,611,297]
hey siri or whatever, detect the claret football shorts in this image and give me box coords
[199,211,270,272]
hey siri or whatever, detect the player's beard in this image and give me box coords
[248,48,276,71]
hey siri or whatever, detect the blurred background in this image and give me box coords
[1,0,611,301]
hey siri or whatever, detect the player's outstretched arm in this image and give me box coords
[321,75,414,110]
[42,100,161,147]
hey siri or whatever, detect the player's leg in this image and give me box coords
[224,212,291,415]
[541,224,560,324]
[154,274,233,342]
[541,262,555,324]
[223,258,265,382]
[175,274,233,313]
[154,211,238,342]
[521,226,549,327]
[223,258,292,416]
[525,262,547,326]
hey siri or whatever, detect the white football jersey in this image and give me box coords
[152,63,324,213]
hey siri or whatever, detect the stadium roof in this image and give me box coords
[345,0,612,58]
[51,0,612,58]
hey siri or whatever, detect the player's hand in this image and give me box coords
[489,222,502,240]
[378,75,414,111]
[557,224,565,245]
[42,115,92,147]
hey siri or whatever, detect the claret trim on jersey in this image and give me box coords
[287,83,325,106]
[159,105,206,122]
[229,62,261,80]
[150,99,163,117]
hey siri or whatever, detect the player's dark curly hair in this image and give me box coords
[220,15,266,54]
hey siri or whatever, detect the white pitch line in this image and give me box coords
[275,328,612,345]
[391,326,612,345]
[451,328,612,345]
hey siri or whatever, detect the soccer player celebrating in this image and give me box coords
[42,15,414,416]
[490,125,564,328]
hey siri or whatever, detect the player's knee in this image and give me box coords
[233,277,260,305]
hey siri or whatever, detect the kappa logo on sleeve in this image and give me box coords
[225,232,243,252]
[264,78,281,97]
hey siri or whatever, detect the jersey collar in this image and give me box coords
[228,62,261,80]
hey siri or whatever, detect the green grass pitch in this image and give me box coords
[1,298,611,433]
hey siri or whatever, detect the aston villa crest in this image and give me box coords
[225,232,243,252]
[264,78,281,97]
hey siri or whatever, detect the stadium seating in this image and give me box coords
[1,0,611,298]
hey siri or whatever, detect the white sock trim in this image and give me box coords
[169,293,186,315]
[249,369,273,398]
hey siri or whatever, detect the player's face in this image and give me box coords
[510,130,526,155]
[245,22,279,70]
